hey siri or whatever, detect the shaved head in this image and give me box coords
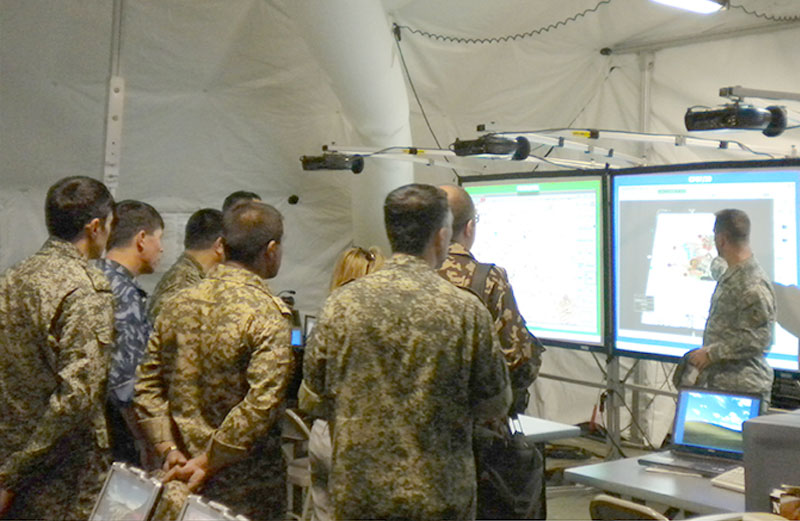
[439,184,475,238]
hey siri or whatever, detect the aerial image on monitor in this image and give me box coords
[641,212,718,331]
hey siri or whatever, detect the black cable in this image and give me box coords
[392,24,462,181]
[613,388,658,450]
[395,0,614,45]
[728,3,800,22]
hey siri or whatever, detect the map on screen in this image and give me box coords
[465,177,603,346]
[614,165,800,371]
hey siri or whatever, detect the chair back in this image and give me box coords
[281,409,312,521]
[589,494,669,521]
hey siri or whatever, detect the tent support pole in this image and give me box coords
[103,0,125,195]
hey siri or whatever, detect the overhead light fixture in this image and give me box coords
[650,0,727,14]
[685,104,787,137]
[450,134,531,161]
[300,153,365,174]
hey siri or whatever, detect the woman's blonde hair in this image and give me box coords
[330,246,385,291]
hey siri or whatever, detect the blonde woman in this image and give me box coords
[329,246,385,291]
[309,246,384,521]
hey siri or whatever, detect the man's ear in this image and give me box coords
[437,226,450,253]
[465,218,476,240]
[135,230,147,251]
[85,217,103,238]
[213,236,225,259]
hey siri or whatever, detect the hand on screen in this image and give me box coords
[688,347,712,371]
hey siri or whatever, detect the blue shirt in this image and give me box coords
[95,258,151,407]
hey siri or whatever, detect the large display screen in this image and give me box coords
[464,176,604,347]
[613,162,800,371]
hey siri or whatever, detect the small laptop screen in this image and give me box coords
[673,389,762,455]
[291,327,303,347]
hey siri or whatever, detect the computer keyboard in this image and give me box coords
[710,465,745,493]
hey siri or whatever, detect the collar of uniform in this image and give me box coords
[210,262,275,295]
[718,255,757,284]
[387,252,433,271]
[180,252,205,274]
[98,257,135,280]
[209,263,292,316]
[96,258,146,294]
[448,242,475,259]
[42,236,87,264]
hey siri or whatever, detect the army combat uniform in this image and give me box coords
[135,263,294,521]
[438,242,544,413]
[146,252,205,322]
[301,253,511,521]
[699,255,776,404]
[0,238,114,520]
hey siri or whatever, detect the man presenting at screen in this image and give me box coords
[688,209,776,406]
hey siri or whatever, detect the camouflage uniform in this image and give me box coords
[135,263,294,521]
[146,252,205,322]
[438,242,544,412]
[0,238,114,520]
[301,253,511,521]
[699,255,776,403]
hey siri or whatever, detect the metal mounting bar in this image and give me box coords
[720,86,800,103]
[327,145,613,171]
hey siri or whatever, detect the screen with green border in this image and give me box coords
[465,178,604,346]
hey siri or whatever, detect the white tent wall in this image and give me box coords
[285,0,414,253]
[114,0,358,313]
[1,0,364,315]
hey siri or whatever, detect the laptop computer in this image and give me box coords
[638,388,762,477]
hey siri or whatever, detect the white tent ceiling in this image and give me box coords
[2,0,799,433]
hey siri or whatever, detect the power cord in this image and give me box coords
[392,24,462,181]
[393,1,614,45]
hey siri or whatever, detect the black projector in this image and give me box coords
[685,104,787,137]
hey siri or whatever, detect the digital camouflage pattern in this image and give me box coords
[146,252,205,322]
[699,255,776,402]
[301,253,511,521]
[135,263,294,521]
[438,243,544,410]
[0,238,114,519]
[95,258,151,407]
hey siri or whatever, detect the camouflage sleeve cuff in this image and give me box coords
[206,435,248,472]
[138,417,176,446]
[298,380,326,418]
[473,385,512,422]
[705,343,722,363]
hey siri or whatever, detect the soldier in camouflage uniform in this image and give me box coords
[437,184,544,414]
[0,176,115,519]
[689,209,776,407]
[301,184,511,521]
[135,201,293,521]
[147,208,224,322]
